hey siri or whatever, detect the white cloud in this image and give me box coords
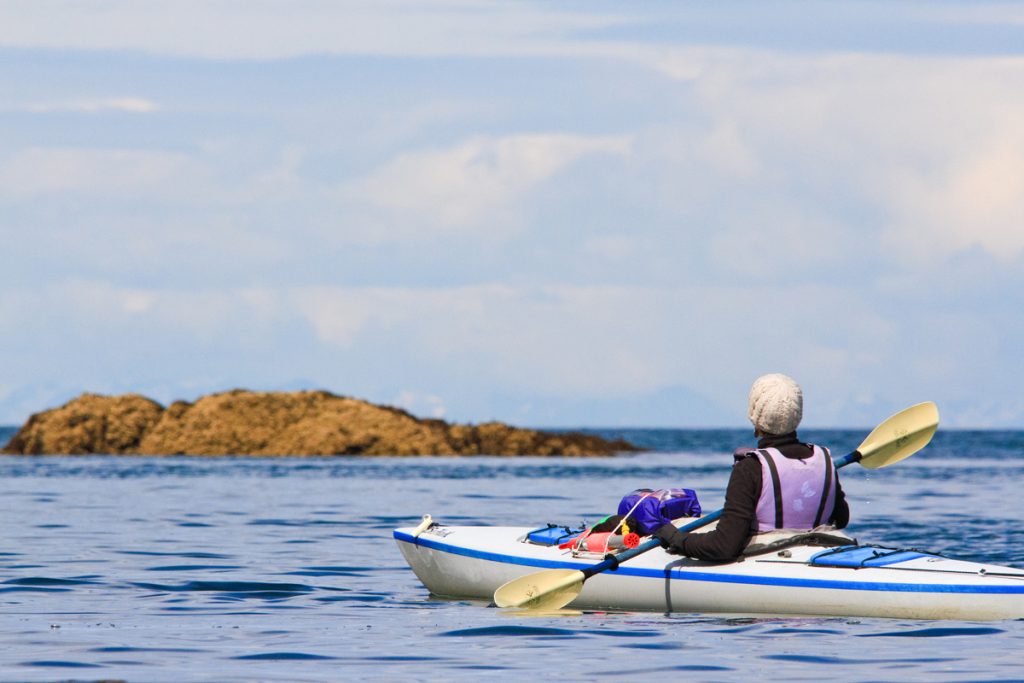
[582,235,639,262]
[3,1,1022,65]
[925,4,1024,26]
[283,283,899,406]
[706,210,856,275]
[885,130,1024,259]
[1,279,1021,425]
[0,142,302,211]
[0,147,192,197]
[16,97,160,113]
[698,121,760,178]
[291,288,374,349]
[0,0,623,59]
[393,390,447,419]
[54,282,248,341]
[347,133,632,234]
[633,47,1024,262]
[117,289,157,314]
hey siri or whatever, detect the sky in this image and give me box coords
[1,0,1023,428]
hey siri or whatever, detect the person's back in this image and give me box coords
[655,373,849,561]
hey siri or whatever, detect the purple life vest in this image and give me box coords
[753,445,836,533]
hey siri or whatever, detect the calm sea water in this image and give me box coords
[0,427,1022,682]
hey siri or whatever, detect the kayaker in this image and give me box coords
[654,373,849,562]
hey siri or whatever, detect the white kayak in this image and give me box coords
[394,517,1024,620]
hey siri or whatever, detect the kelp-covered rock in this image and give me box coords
[3,393,164,455]
[1,390,638,456]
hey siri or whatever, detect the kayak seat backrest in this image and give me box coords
[523,524,584,546]
[810,545,930,568]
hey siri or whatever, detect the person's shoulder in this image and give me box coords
[732,446,759,460]
[731,448,763,469]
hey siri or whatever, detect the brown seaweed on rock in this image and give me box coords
[1,390,639,456]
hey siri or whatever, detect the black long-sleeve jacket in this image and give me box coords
[654,432,849,562]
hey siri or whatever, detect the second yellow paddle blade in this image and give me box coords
[857,401,939,469]
[493,569,584,610]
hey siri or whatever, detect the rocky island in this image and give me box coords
[1,390,638,456]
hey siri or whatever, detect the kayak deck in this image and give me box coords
[394,519,1024,620]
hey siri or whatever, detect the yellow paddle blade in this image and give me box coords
[493,569,585,610]
[857,401,939,469]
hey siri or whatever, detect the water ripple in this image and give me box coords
[859,627,1006,638]
[22,660,102,668]
[130,580,316,600]
[234,652,336,660]
[440,625,579,637]
[3,577,100,586]
[118,550,233,559]
[145,564,243,571]
[765,654,870,664]
[283,565,371,577]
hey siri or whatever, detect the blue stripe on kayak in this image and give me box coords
[393,530,1024,595]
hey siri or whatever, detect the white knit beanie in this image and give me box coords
[747,373,803,435]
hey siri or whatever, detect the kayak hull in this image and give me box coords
[394,522,1024,620]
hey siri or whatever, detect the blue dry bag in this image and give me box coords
[617,488,701,535]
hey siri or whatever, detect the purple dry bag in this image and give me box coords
[617,488,702,535]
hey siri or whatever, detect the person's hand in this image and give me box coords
[654,523,677,550]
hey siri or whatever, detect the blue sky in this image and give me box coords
[2,1,1023,428]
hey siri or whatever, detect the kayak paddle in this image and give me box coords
[493,401,940,610]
